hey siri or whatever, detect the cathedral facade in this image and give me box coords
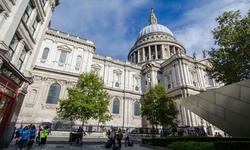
[17,7,221,134]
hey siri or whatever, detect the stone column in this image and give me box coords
[196,68,203,88]
[175,64,181,86]
[149,46,151,60]
[161,45,164,58]
[168,45,171,56]
[137,50,140,63]
[184,64,190,85]
[155,45,158,59]
[200,68,206,87]
[173,46,176,55]
[133,53,136,63]
[178,59,184,86]
[22,51,32,72]
[185,109,190,126]
[142,48,145,61]
[103,63,107,84]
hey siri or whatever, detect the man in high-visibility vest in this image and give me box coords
[39,126,48,146]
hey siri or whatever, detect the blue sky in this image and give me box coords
[51,0,249,60]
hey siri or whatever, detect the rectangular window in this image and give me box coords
[208,75,214,86]
[9,34,20,58]
[22,2,33,23]
[59,51,67,63]
[31,16,39,35]
[16,47,27,70]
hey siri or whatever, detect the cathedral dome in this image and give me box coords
[138,24,173,39]
[128,8,185,64]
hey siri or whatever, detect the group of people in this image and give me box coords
[13,124,49,150]
[106,128,130,149]
[214,132,223,137]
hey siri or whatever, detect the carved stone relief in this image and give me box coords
[25,103,35,108]
[41,103,59,110]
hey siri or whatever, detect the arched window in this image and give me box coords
[42,47,49,59]
[28,89,37,103]
[134,101,140,116]
[76,55,82,67]
[46,83,61,104]
[112,98,120,114]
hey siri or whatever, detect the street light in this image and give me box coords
[146,63,154,138]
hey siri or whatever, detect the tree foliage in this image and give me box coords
[57,72,112,124]
[207,10,250,85]
[141,84,179,128]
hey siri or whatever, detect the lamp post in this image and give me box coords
[146,63,154,138]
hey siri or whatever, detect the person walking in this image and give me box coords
[109,128,116,146]
[15,125,23,145]
[117,128,123,149]
[17,126,30,150]
[39,126,48,146]
[28,125,37,148]
[124,128,129,147]
[77,126,85,144]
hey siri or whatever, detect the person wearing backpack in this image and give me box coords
[116,128,123,149]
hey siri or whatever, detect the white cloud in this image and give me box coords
[173,0,250,58]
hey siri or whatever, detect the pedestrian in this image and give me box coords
[36,125,42,144]
[224,132,227,137]
[124,128,129,147]
[28,125,37,148]
[160,131,163,138]
[39,126,48,146]
[15,125,23,145]
[77,126,85,144]
[214,132,218,137]
[17,126,30,150]
[109,128,116,146]
[107,129,111,138]
[116,128,123,149]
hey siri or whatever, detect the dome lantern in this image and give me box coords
[149,8,157,25]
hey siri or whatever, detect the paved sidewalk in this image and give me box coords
[4,142,155,150]
[2,135,156,150]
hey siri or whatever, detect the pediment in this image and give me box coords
[133,73,140,79]
[57,45,72,53]
[91,64,102,70]
[113,69,122,75]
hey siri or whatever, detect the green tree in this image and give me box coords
[57,72,112,125]
[141,84,179,128]
[207,10,250,85]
